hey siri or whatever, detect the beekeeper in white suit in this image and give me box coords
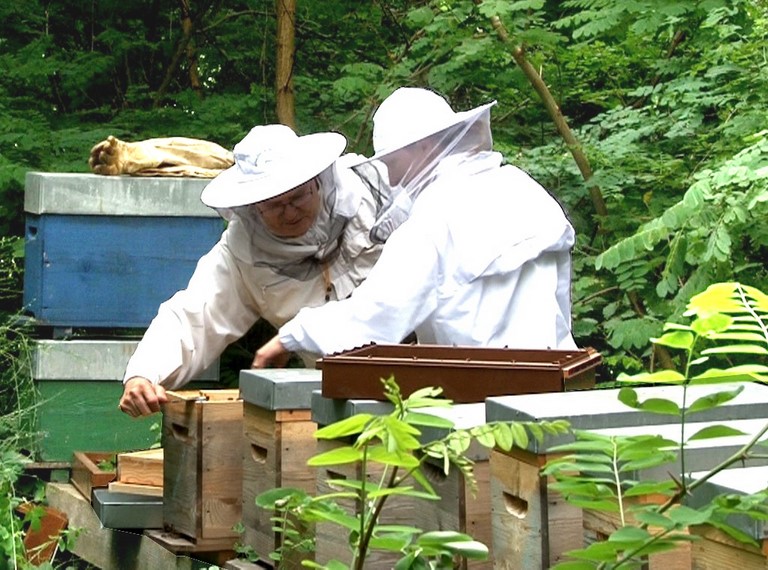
[119,124,382,417]
[254,87,577,367]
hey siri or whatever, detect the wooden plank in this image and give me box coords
[118,448,164,487]
[108,481,163,497]
[45,482,203,570]
[490,448,548,570]
[200,400,244,540]
[690,524,767,570]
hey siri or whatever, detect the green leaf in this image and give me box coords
[552,562,600,570]
[691,313,733,335]
[255,487,307,508]
[702,344,768,355]
[440,540,489,559]
[510,422,530,450]
[687,424,747,441]
[492,423,514,451]
[367,445,420,468]
[618,369,686,384]
[691,365,768,383]
[368,534,411,552]
[404,411,455,429]
[687,385,744,414]
[307,446,363,466]
[668,505,713,526]
[315,414,374,439]
[607,526,652,543]
[623,480,678,497]
[652,330,694,349]
[416,530,474,545]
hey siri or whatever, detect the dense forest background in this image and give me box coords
[1,0,767,376]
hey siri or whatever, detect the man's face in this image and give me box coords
[253,177,322,238]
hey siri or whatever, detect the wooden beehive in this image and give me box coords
[23,172,223,328]
[687,465,768,570]
[162,389,243,544]
[71,451,117,501]
[486,383,768,568]
[239,369,321,566]
[317,344,601,402]
[32,339,219,462]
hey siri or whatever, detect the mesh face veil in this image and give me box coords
[226,165,353,281]
[352,89,497,243]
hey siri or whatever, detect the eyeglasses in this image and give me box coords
[255,179,318,217]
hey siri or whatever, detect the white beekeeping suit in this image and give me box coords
[122,125,382,392]
[269,87,577,360]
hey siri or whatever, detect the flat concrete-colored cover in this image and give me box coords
[239,368,322,410]
[24,172,215,217]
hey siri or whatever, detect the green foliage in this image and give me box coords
[543,281,768,568]
[257,377,569,569]
[0,0,767,392]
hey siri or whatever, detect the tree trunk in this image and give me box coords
[483,12,608,222]
[275,0,296,129]
[154,0,199,107]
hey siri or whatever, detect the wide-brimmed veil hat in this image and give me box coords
[201,124,347,209]
[367,87,496,161]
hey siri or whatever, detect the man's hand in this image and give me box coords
[119,377,168,417]
[253,335,290,368]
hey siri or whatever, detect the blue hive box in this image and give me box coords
[23,173,224,328]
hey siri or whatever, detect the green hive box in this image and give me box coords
[32,339,220,462]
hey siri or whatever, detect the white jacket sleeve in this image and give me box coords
[279,219,440,355]
[123,236,260,390]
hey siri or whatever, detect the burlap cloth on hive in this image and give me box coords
[89,135,234,178]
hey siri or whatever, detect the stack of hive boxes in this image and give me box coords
[23,172,223,463]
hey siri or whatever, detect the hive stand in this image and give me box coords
[485,382,768,570]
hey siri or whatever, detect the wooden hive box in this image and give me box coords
[162,389,243,547]
[485,382,768,569]
[22,172,223,329]
[311,393,493,570]
[687,465,768,569]
[70,451,117,501]
[317,343,601,403]
[109,448,164,496]
[572,418,768,570]
[32,339,219,463]
[238,368,321,567]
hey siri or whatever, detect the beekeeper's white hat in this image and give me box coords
[201,124,346,209]
[367,87,496,160]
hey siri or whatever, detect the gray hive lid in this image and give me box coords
[24,172,216,217]
[583,417,768,481]
[92,488,163,529]
[239,368,322,410]
[487,382,768,430]
[311,392,489,460]
[32,339,218,382]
